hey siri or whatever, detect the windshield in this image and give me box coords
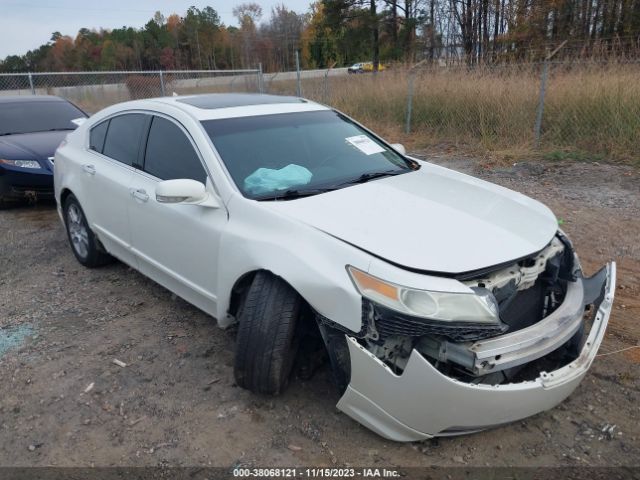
[0,100,86,136]
[201,110,412,200]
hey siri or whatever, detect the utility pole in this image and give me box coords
[370,0,379,72]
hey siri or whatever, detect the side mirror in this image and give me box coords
[155,179,220,208]
[390,143,406,155]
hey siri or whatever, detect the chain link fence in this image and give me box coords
[0,70,261,114]
[271,61,639,163]
[1,62,637,162]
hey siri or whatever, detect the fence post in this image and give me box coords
[405,60,427,135]
[533,41,566,148]
[534,61,548,148]
[28,72,35,95]
[258,63,264,93]
[405,72,415,134]
[159,71,166,96]
[295,50,301,97]
[323,62,336,105]
[323,68,330,104]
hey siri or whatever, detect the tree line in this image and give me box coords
[1,0,639,73]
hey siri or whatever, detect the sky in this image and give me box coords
[0,0,312,59]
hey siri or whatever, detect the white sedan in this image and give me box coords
[54,94,615,441]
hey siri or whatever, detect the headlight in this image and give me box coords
[0,159,41,169]
[347,266,500,324]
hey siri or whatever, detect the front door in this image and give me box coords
[127,115,226,315]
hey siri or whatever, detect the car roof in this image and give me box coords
[0,95,67,104]
[151,93,330,120]
[175,93,305,109]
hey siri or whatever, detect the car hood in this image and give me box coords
[266,163,559,275]
[0,131,69,162]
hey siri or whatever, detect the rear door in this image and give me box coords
[127,114,227,315]
[82,112,150,267]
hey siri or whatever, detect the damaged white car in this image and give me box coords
[54,94,616,441]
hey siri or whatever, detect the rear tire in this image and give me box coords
[63,194,113,268]
[234,271,303,395]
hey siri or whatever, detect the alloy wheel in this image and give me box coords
[67,204,89,259]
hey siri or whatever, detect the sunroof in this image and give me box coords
[176,94,305,109]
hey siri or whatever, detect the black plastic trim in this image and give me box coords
[326,232,554,281]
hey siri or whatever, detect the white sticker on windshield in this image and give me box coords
[345,135,386,155]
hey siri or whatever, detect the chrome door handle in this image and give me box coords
[130,188,149,202]
[82,164,96,175]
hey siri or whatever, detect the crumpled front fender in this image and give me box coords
[337,262,616,441]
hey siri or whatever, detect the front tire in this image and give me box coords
[63,194,113,268]
[234,271,303,395]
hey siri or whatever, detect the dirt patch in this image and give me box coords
[0,157,638,468]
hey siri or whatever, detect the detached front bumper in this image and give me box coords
[336,262,616,441]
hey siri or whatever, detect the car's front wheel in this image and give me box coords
[234,271,303,395]
[63,194,113,268]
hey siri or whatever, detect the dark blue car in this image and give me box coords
[0,95,87,205]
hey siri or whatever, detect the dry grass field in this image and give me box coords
[276,62,640,165]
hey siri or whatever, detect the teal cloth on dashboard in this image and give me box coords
[244,164,313,195]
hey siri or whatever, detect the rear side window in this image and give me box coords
[89,120,109,153]
[102,113,148,166]
[143,116,207,183]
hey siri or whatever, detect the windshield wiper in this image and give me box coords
[254,187,338,201]
[335,169,407,187]
[253,169,409,201]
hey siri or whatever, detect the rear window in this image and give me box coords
[102,114,148,166]
[0,100,86,136]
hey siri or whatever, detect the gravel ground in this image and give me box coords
[0,156,638,468]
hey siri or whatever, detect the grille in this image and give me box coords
[11,185,54,194]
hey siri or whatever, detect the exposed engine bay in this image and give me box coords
[319,232,607,390]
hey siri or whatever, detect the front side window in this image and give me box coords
[0,100,86,136]
[143,116,207,184]
[102,113,148,166]
[201,110,412,200]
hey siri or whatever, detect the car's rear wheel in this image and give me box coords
[63,194,113,268]
[234,271,303,395]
